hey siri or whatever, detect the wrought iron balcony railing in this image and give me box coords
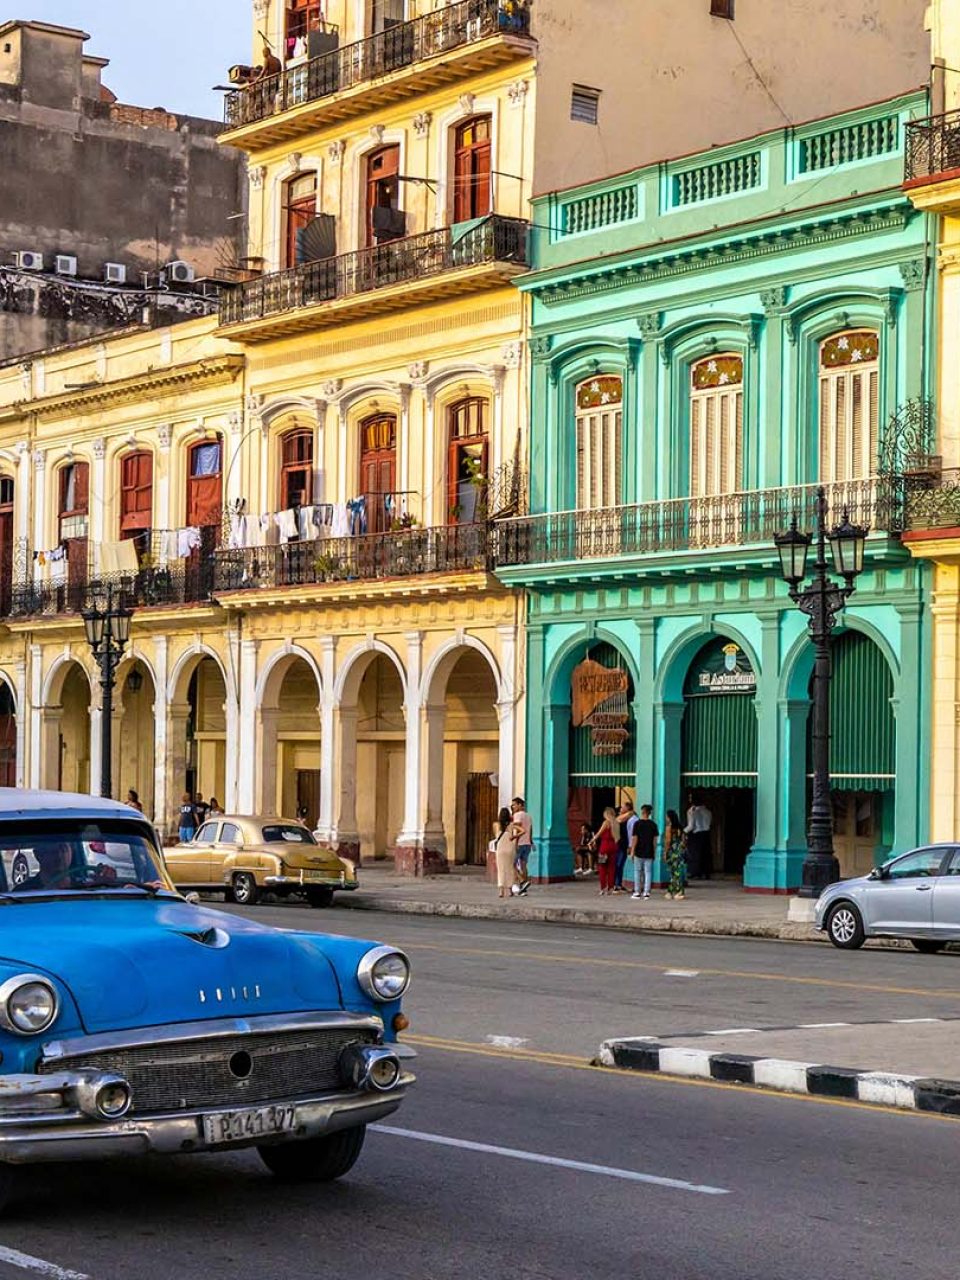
[214,522,492,592]
[494,478,904,569]
[219,216,529,326]
[8,562,215,620]
[903,468,960,532]
[904,109,960,183]
[223,0,531,131]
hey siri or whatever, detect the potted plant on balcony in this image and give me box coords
[313,551,346,582]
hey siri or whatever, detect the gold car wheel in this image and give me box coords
[231,872,259,906]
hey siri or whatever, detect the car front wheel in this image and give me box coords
[258,1126,366,1182]
[230,872,259,906]
[826,902,865,950]
[306,887,334,909]
[10,853,29,887]
[911,939,945,954]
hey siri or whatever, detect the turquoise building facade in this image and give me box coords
[497,92,935,891]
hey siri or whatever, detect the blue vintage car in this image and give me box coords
[0,790,414,1211]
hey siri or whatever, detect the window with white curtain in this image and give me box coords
[818,330,879,482]
[574,376,622,510]
[689,353,743,498]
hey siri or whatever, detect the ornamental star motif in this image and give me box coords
[851,349,863,362]
[837,336,850,350]
[600,392,611,403]
[718,373,729,384]
[707,360,718,373]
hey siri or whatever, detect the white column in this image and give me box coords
[152,637,169,834]
[90,438,106,547]
[15,442,31,549]
[237,637,258,811]
[31,451,46,555]
[224,625,241,813]
[13,657,26,789]
[396,632,424,846]
[89,681,103,797]
[28,644,42,788]
[156,426,172,532]
[421,392,436,525]
[317,636,337,841]
[398,386,412,502]
[496,622,519,806]
[420,703,447,852]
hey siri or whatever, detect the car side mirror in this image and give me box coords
[868,867,887,881]
[184,891,201,905]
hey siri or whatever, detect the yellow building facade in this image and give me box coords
[902,3,960,843]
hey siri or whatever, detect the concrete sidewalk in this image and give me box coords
[338,861,825,941]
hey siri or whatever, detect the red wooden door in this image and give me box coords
[366,145,401,247]
[359,415,396,534]
[279,429,313,510]
[284,173,318,268]
[453,117,492,223]
[120,451,153,562]
[186,438,223,531]
[59,462,89,595]
[447,397,488,523]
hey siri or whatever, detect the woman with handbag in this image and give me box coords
[493,806,520,899]
[593,807,621,896]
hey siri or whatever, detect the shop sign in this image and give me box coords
[572,658,630,757]
[696,643,755,694]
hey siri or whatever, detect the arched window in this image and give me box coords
[279,429,314,510]
[448,397,489,524]
[0,476,12,616]
[359,413,397,533]
[119,452,153,563]
[186,437,223,529]
[818,330,879,482]
[283,172,317,269]
[453,116,492,223]
[689,354,743,498]
[575,376,622,509]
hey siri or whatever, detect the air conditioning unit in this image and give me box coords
[55,255,77,276]
[163,260,195,284]
[104,262,127,285]
[13,250,43,271]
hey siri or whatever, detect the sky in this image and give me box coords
[12,2,252,118]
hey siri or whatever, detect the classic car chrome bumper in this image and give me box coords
[262,873,359,891]
[0,1067,414,1164]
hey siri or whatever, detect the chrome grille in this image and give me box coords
[39,1028,377,1116]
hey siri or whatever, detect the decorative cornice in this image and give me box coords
[898,258,925,291]
[0,354,245,423]
[530,205,912,305]
[412,111,433,138]
[760,285,788,315]
[327,139,346,165]
[635,312,662,339]
[92,437,106,460]
[529,335,552,362]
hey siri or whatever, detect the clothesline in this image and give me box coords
[227,494,410,550]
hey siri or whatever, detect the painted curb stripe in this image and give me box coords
[599,1038,960,1114]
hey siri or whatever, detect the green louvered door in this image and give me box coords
[817,631,895,791]
[681,639,758,787]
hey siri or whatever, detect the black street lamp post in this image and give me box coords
[774,486,868,898]
[81,582,133,799]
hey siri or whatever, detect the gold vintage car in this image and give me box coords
[164,815,357,908]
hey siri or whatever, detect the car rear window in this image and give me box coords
[261,824,316,845]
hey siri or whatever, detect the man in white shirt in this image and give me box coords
[510,797,533,895]
[684,794,713,879]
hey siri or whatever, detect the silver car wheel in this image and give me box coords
[830,907,857,944]
[10,854,29,887]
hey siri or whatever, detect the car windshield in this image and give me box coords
[261,824,316,845]
[0,819,176,897]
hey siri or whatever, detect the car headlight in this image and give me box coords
[0,974,59,1035]
[357,946,411,1002]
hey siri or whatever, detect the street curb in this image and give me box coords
[597,1037,960,1113]
[336,893,919,947]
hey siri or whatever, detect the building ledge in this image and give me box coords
[214,569,502,609]
[902,528,960,562]
[902,170,960,214]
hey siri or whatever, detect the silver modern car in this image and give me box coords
[816,844,960,951]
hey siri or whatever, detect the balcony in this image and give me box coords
[218,216,529,340]
[903,110,960,212]
[214,522,493,602]
[494,478,906,583]
[221,0,533,148]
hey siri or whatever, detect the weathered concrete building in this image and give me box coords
[0,18,246,358]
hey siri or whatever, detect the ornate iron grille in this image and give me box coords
[223,0,532,130]
[219,217,529,326]
[905,109,960,182]
[904,468,960,532]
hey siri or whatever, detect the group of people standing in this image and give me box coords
[574,794,715,899]
[177,792,223,843]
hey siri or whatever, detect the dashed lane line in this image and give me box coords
[0,1247,90,1280]
[405,940,960,1001]
[370,1124,730,1195]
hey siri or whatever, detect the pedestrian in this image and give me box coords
[178,792,197,843]
[614,800,634,893]
[593,806,620,896]
[510,796,533,895]
[573,821,594,877]
[493,806,520,900]
[208,796,223,816]
[194,792,209,826]
[630,804,658,900]
[126,788,143,813]
[684,792,713,879]
[663,807,686,900]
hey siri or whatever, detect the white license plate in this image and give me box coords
[302,870,332,882]
[202,1104,297,1145]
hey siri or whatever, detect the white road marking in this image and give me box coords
[892,1017,942,1024]
[797,1022,850,1029]
[704,1028,761,1036]
[484,1035,530,1049]
[371,1124,730,1196]
[0,1247,90,1280]
[663,969,700,977]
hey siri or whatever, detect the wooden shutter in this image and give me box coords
[187,439,223,529]
[818,331,879,483]
[120,452,153,533]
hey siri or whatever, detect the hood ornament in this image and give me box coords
[179,926,231,950]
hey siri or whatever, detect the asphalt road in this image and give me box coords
[1,907,959,1280]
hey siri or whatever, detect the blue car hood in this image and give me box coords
[0,898,344,1033]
